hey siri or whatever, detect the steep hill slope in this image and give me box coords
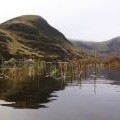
[71,37,120,57]
[0,15,86,60]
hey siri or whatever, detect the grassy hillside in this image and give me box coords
[71,37,120,57]
[0,15,86,61]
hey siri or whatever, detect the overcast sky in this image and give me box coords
[0,0,120,41]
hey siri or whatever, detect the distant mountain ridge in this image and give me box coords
[0,15,87,61]
[71,36,120,57]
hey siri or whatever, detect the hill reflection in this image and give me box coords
[0,74,65,109]
[0,63,120,109]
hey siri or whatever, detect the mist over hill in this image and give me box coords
[71,37,120,57]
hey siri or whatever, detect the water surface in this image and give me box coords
[0,65,120,120]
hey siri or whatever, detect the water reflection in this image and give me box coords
[105,68,120,85]
[0,71,65,109]
[0,63,120,109]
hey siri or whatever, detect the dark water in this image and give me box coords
[0,65,120,120]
